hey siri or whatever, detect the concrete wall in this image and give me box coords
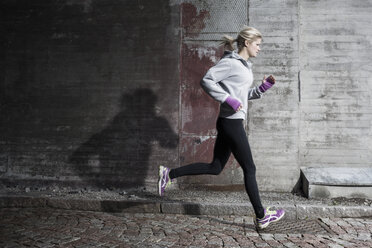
[249,0,372,191]
[1,0,371,192]
[248,0,300,191]
[0,0,180,189]
[298,0,372,169]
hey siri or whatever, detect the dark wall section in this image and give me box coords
[0,0,179,189]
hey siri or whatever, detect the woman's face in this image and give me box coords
[246,38,262,58]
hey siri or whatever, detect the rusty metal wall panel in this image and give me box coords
[180,43,220,136]
[179,0,248,187]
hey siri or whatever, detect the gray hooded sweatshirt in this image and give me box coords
[200,50,264,120]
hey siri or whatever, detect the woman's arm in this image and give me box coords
[248,75,276,100]
[248,86,264,100]
[200,59,232,103]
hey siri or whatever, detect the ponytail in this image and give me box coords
[221,35,236,51]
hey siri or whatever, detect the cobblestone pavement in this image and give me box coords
[1,208,371,248]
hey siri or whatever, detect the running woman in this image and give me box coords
[158,26,285,229]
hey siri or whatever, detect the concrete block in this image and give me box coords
[161,202,254,216]
[0,196,47,208]
[301,167,372,199]
[46,198,102,211]
[98,200,161,213]
[296,205,372,219]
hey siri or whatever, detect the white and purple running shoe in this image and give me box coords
[158,165,171,196]
[256,207,285,229]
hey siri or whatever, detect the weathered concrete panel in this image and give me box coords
[299,0,372,169]
[0,0,180,189]
[248,0,300,191]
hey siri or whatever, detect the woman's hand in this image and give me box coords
[265,75,275,84]
[225,96,243,112]
[259,75,276,93]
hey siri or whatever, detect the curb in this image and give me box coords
[1,195,371,220]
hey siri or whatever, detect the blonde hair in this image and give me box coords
[221,26,262,51]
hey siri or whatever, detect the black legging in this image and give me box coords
[169,117,265,218]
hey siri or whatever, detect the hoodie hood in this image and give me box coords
[222,50,252,69]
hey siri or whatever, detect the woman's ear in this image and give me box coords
[244,39,250,47]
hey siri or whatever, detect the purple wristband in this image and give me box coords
[225,96,241,111]
[259,81,274,92]
[259,75,276,93]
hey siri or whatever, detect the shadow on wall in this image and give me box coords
[69,88,178,190]
[0,0,179,190]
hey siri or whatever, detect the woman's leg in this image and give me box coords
[169,118,231,179]
[219,118,265,219]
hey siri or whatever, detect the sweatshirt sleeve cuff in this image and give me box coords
[221,95,230,103]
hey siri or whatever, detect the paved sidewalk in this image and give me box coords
[1,207,371,247]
